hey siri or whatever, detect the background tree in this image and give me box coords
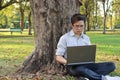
[98,0,112,34]
[24,1,32,35]
[112,0,120,29]
[17,0,82,74]
[95,0,98,29]
[18,0,29,31]
[85,0,94,31]
[0,0,17,10]
[28,10,32,35]
[80,0,94,32]
[0,0,30,31]
[0,5,16,28]
[0,0,28,10]
[107,10,113,30]
[0,0,16,28]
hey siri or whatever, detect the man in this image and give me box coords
[55,13,115,80]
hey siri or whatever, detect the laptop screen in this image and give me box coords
[67,45,96,65]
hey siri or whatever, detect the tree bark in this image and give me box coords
[20,8,24,30]
[17,0,81,74]
[28,11,32,35]
[95,0,98,30]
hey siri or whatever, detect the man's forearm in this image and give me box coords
[56,55,67,65]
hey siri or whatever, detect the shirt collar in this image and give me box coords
[70,30,84,38]
[70,30,75,36]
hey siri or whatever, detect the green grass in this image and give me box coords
[87,31,120,76]
[0,31,35,75]
[0,31,120,77]
[88,32,120,55]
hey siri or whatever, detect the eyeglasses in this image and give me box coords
[73,25,84,28]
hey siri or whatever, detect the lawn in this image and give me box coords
[0,32,35,75]
[87,31,120,76]
[0,31,120,79]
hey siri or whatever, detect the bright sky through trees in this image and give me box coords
[98,0,113,17]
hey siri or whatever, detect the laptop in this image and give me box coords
[67,45,96,66]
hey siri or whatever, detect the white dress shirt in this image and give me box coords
[56,30,91,58]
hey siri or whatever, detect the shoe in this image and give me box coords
[105,75,120,80]
[84,78,89,80]
[102,75,107,80]
[77,77,89,80]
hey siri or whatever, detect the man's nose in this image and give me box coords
[77,27,81,29]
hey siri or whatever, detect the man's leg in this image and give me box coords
[85,62,115,75]
[67,62,115,80]
[74,66,102,80]
[67,65,102,80]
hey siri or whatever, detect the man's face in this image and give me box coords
[72,20,84,35]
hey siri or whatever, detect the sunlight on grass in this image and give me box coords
[87,32,120,55]
[87,31,120,76]
[97,45,120,55]
[0,31,120,76]
[96,54,120,76]
[0,31,34,75]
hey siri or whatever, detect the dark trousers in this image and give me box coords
[67,62,115,80]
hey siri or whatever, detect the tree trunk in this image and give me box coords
[87,14,90,31]
[103,2,106,34]
[103,14,106,34]
[17,0,81,74]
[20,5,24,31]
[95,0,98,30]
[28,11,32,35]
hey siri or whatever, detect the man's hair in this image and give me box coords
[71,13,86,25]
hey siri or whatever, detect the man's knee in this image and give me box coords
[107,62,116,72]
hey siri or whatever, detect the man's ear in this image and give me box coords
[70,24,73,28]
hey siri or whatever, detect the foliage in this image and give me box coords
[0,0,120,31]
[0,1,30,29]
[80,0,113,30]
[0,5,15,28]
[0,0,30,10]
[79,0,119,31]
[114,19,120,29]
[0,0,17,10]
[112,0,120,14]
[112,0,120,28]
[80,0,95,30]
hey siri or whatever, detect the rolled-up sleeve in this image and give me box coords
[56,36,67,56]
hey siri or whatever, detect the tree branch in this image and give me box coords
[0,0,16,10]
[0,0,26,10]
